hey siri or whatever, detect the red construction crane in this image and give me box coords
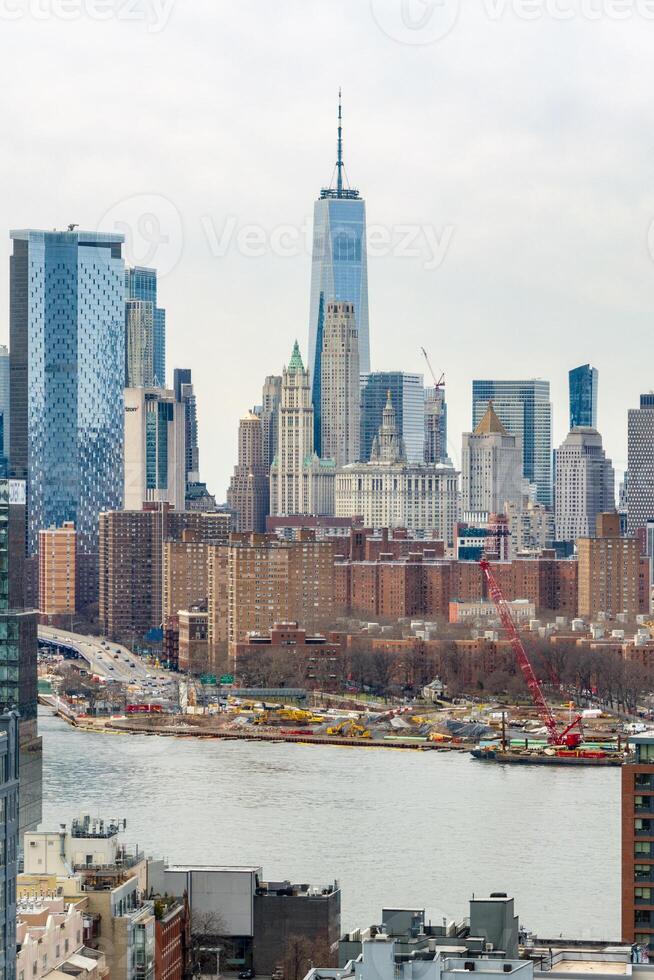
[479,559,583,748]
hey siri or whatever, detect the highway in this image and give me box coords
[38,626,156,684]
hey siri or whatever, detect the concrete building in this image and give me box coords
[449,599,535,624]
[0,344,9,473]
[320,301,360,467]
[461,403,524,515]
[336,393,459,545]
[554,428,614,544]
[623,732,654,947]
[162,531,210,620]
[270,342,335,517]
[628,394,654,533]
[261,375,282,471]
[360,372,425,464]
[504,497,554,557]
[38,522,76,619]
[16,897,108,980]
[226,411,269,533]
[424,385,448,465]
[577,513,649,621]
[99,508,230,639]
[472,379,552,506]
[124,388,186,512]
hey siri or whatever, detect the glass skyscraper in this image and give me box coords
[9,229,125,557]
[0,346,9,475]
[361,372,425,464]
[569,363,598,430]
[125,265,166,387]
[308,96,369,455]
[472,379,553,506]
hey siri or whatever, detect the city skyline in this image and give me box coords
[2,4,653,496]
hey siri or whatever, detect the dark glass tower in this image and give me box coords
[569,363,598,430]
[308,93,369,456]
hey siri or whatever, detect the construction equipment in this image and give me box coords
[420,347,445,389]
[479,559,583,748]
[326,719,371,738]
[278,707,325,723]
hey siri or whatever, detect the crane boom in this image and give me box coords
[420,347,445,389]
[479,559,582,747]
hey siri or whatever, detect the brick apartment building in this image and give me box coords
[578,513,649,620]
[622,733,654,947]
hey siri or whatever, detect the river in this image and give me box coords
[40,709,619,939]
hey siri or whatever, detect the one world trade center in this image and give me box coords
[308,93,369,456]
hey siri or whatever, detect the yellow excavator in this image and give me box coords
[326,719,371,738]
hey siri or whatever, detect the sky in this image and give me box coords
[2,0,654,498]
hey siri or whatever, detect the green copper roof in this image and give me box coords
[288,340,304,372]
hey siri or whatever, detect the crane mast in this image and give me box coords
[479,559,583,748]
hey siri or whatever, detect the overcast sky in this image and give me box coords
[2,0,654,498]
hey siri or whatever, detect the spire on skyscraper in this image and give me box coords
[336,87,343,197]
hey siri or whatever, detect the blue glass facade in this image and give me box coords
[361,372,425,464]
[308,195,369,455]
[9,230,125,557]
[472,379,552,506]
[0,711,19,980]
[569,363,598,430]
[125,266,166,386]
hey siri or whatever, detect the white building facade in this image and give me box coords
[320,301,360,467]
[461,402,524,514]
[124,387,186,511]
[554,427,614,543]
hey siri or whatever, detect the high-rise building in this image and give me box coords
[622,731,654,946]
[335,393,459,545]
[628,394,654,534]
[308,94,369,455]
[227,411,269,532]
[38,522,77,619]
[424,385,448,464]
[0,345,9,475]
[261,375,282,471]
[0,711,19,980]
[577,513,648,620]
[461,402,524,515]
[472,379,552,506]
[554,428,614,544]
[125,299,155,388]
[162,530,211,620]
[125,266,166,386]
[124,387,186,512]
[10,229,125,559]
[320,301,360,466]
[569,363,598,430]
[360,372,426,464]
[270,342,334,517]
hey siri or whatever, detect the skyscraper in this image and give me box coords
[569,363,598,430]
[261,375,282,471]
[472,379,553,506]
[554,428,614,544]
[173,368,200,485]
[360,372,425,464]
[308,93,369,455]
[461,402,524,515]
[9,229,125,558]
[270,342,334,516]
[320,301,360,466]
[0,345,9,475]
[123,387,186,511]
[226,411,269,532]
[125,265,166,386]
[627,394,654,533]
[125,299,155,387]
[424,385,448,464]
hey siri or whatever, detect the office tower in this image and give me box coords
[38,522,76,619]
[125,265,166,386]
[99,507,231,639]
[320,301,360,466]
[424,385,447,464]
[335,393,459,545]
[227,411,269,532]
[569,363,598,430]
[10,229,125,564]
[628,394,654,533]
[554,428,614,544]
[0,712,19,980]
[622,731,654,945]
[308,93,369,455]
[270,342,335,517]
[0,345,9,474]
[173,368,200,485]
[261,375,282,470]
[125,299,154,387]
[461,402,524,515]
[360,372,426,464]
[472,379,552,506]
[124,387,186,511]
[577,513,648,620]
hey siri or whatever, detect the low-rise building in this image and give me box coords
[449,599,535,625]
[232,622,344,689]
[16,897,108,980]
